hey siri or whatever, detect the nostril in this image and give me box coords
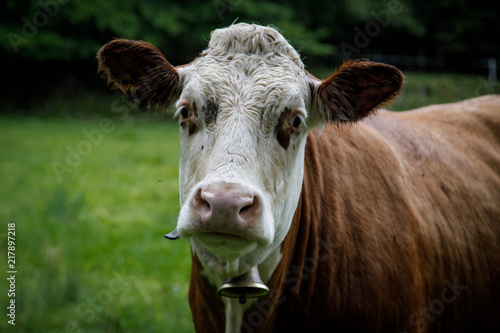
[239,198,254,213]
[238,196,259,222]
[194,189,211,217]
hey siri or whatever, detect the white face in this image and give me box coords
[175,50,312,278]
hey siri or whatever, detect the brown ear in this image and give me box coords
[97,39,179,109]
[316,60,404,123]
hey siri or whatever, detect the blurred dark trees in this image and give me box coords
[1,0,499,110]
[3,0,498,62]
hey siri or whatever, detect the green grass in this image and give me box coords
[0,71,497,332]
[0,115,194,333]
[389,72,496,111]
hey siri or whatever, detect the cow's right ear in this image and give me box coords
[97,39,179,109]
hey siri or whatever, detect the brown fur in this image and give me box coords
[97,39,179,109]
[191,95,500,332]
[189,255,226,331]
[317,60,404,122]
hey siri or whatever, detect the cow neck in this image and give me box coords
[188,208,305,333]
[239,130,337,331]
[189,254,226,332]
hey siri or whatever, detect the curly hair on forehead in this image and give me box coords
[201,23,305,70]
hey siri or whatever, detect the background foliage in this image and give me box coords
[2,0,499,63]
[1,0,499,116]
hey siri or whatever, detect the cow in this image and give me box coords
[97,23,500,332]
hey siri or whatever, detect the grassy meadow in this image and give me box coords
[0,71,497,332]
[0,114,193,332]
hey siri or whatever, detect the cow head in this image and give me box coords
[98,23,403,283]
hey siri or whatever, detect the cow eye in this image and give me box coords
[177,104,197,135]
[180,107,191,119]
[290,115,302,128]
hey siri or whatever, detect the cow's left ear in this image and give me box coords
[97,39,180,109]
[311,60,404,123]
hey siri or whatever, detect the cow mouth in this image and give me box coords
[164,229,246,241]
[201,231,247,240]
[194,231,256,253]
